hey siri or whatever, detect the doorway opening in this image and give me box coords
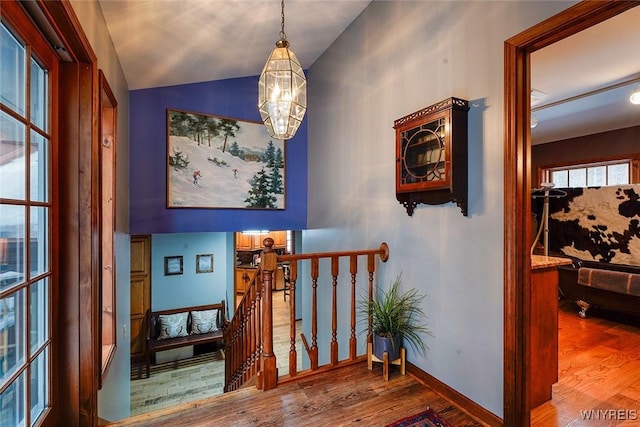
[503,2,639,425]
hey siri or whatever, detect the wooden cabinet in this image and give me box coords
[395,97,469,216]
[235,266,285,295]
[235,231,287,250]
[271,231,286,248]
[252,234,267,250]
[235,231,288,298]
[235,267,256,295]
[530,266,558,408]
[529,255,571,409]
[236,233,254,250]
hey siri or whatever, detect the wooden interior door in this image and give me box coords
[130,235,151,361]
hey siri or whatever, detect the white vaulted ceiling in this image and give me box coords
[98,0,371,90]
[531,6,640,144]
[98,1,640,143]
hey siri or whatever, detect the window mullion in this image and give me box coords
[24,41,33,427]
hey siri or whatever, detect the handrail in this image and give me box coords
[223,239,389,392]
[223,267,261,392]
[276,245,390,262]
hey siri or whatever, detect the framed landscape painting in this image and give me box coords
[166,109,285,209]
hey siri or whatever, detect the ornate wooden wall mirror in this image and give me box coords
[503,1,639,425]
[99,69,118,388]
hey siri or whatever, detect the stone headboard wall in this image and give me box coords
[540,185,640,266]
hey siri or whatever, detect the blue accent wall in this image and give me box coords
[151,232,232,311]
[129,75,308,234]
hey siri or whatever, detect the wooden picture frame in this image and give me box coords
[166,109,285,209]
[196,254,214,274]
[164,255,183,276]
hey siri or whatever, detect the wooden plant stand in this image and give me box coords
[367,342,406,381]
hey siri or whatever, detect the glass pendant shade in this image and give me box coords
[258,40,307,140]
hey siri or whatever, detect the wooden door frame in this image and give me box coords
[130,235,152,363]
[503,1,640,425]
[33,0,100,425]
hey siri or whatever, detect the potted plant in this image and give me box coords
[362,274,431,361]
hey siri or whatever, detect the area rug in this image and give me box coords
[385,407,453,427]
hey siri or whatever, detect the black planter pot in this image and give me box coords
[373,333,403,361]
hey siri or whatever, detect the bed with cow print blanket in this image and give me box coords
[539,185,640,317]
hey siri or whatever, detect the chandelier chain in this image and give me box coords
[279,0,287,41]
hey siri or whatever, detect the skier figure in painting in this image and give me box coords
[232,168,238,179]
[193,170,202,185]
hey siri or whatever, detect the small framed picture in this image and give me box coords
[164,255,183,276]
[196,254,214,274]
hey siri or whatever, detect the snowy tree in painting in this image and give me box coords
[245,168,277,208]
[274,147,284,168]
[228,141,244,158]
[268,166,284,195]
[168,148,189,169]
[219,119,240,153]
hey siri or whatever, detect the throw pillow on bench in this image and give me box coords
[155,309,221,340]
[190,309,219,334]
[157,312,189,340]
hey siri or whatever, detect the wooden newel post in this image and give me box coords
[260,237,278,390]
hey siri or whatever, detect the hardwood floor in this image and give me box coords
[109,362,485,426]
[117,293,640,426]
[273,303,303,376]
[128,292,300,416]
[531,300,640,426]
[110,292,485,426]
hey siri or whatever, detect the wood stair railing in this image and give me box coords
[224,239,389,392]
[223,266,261,392]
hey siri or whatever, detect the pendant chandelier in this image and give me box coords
[258,0,307,140]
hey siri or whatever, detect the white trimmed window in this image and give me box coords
[541,159,637,188]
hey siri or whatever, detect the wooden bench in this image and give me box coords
[145,301,227,378]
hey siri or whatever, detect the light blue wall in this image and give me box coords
[68,0,132,421]
[304,0,576,418]
[151,233,233,311]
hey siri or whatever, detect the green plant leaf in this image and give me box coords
[359,273,432,355]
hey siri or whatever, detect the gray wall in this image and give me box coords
[305,0,575,417]
[69,0,131,421]
[68,0,584,420]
